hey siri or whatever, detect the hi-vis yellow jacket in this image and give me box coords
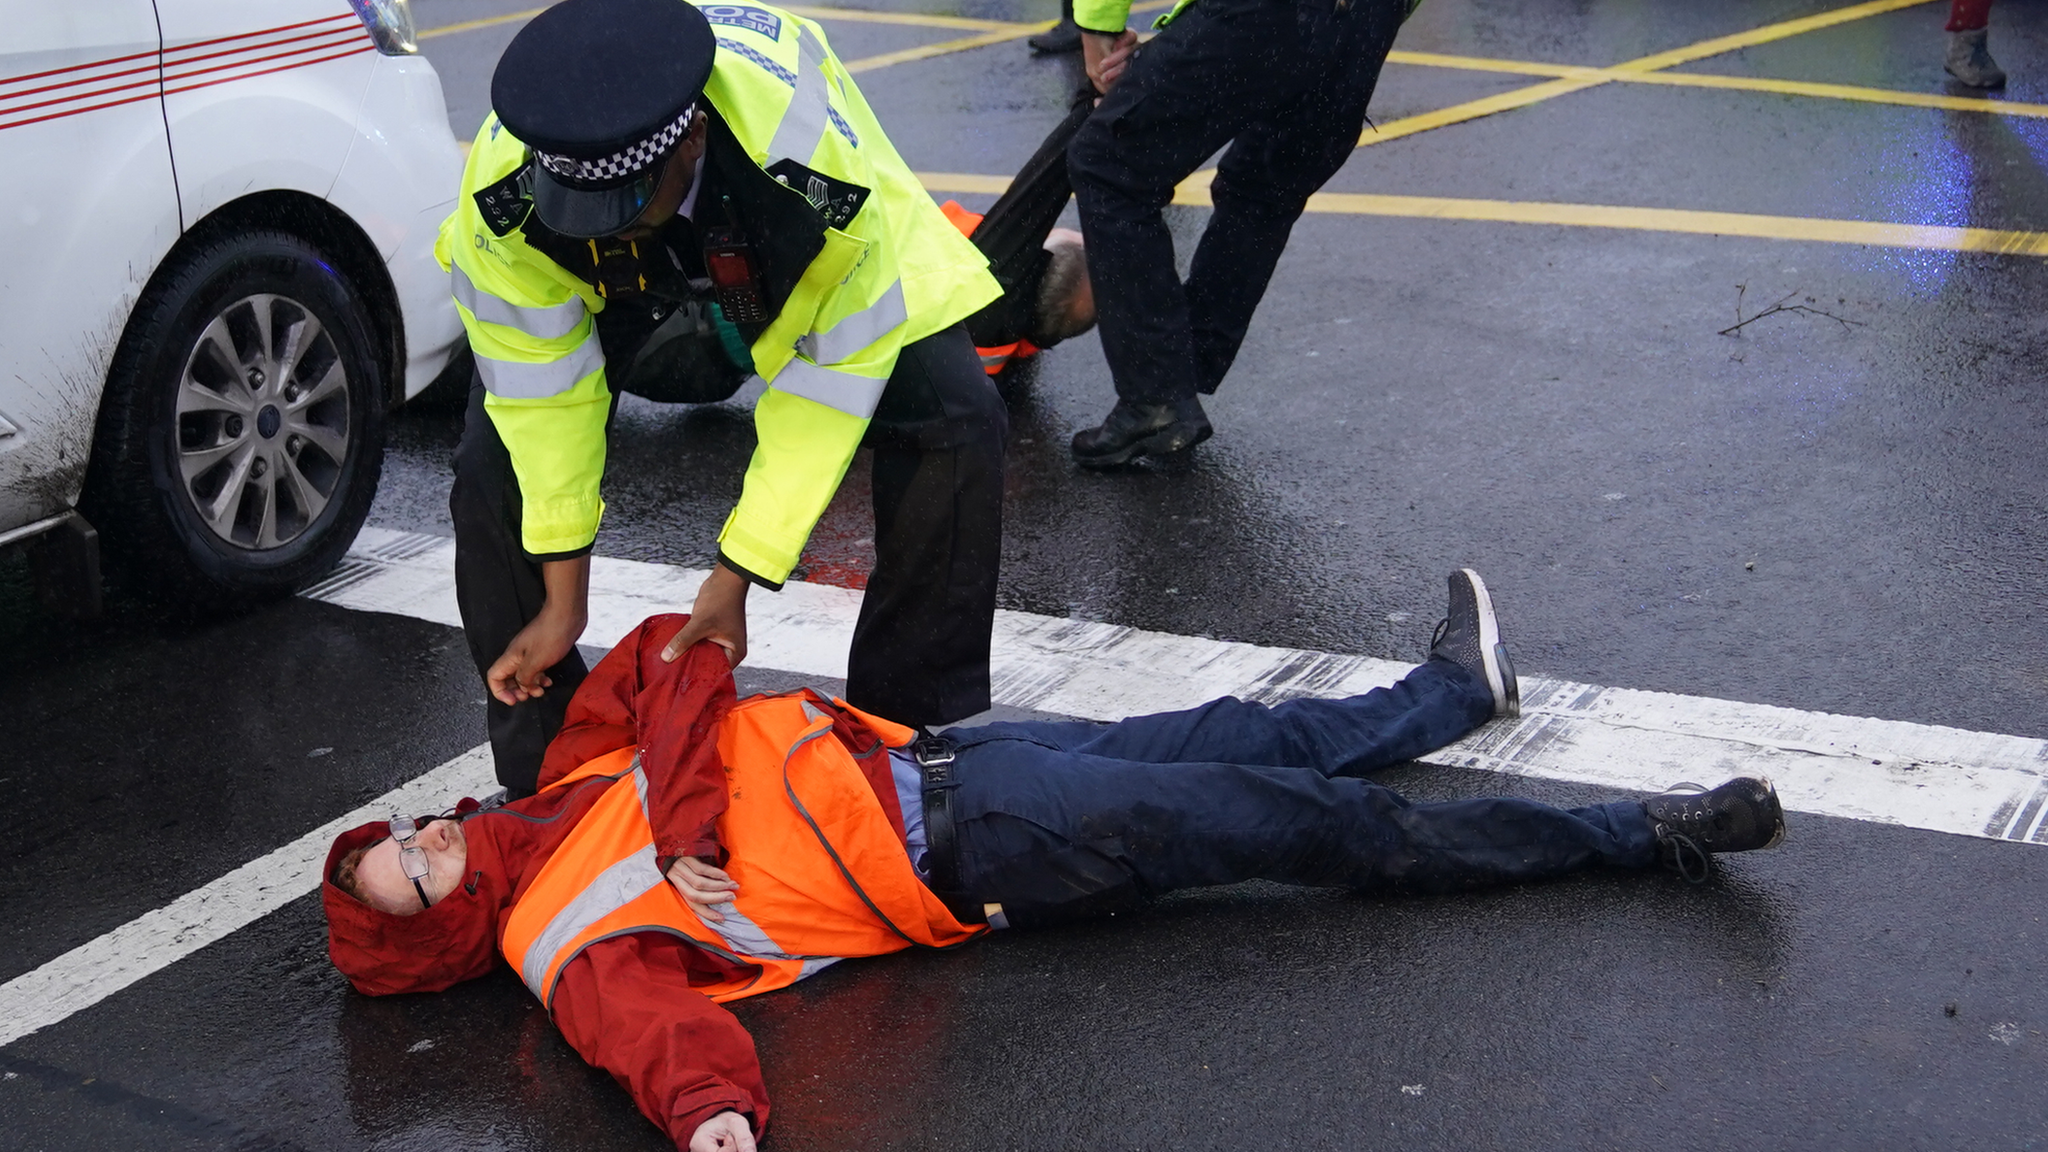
[435,2,999,577]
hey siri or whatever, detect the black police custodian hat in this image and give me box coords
[491,0,717,238]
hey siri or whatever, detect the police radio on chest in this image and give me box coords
[701,226,767,324]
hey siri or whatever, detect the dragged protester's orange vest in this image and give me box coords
[500,691,985,1008]
[939,200,1042,375]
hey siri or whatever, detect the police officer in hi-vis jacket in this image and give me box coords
[440,0,1007,794]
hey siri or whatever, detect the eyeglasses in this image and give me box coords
[389,815,435,910]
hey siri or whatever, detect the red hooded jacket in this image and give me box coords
[323,614,894,1148]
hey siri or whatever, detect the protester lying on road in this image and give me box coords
[323,571,1785,1152]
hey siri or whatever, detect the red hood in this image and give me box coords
[322,805,509,996]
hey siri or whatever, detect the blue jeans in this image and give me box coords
[942,659,1657,926]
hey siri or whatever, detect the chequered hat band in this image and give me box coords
[534,105,694,188]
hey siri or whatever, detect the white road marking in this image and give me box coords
[11,524,2045,1050]
[312,527,2048,847]
[0,746,498,1050]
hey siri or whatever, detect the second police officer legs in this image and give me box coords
[451,325,1006,797]
[1068,0,1409,463]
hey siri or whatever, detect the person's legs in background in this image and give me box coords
[1185,0,1406,392]
[1065,0,1307,465]
[1029,0,1082,54]
[1945,0,2004,88]
[1064,0,1410,464]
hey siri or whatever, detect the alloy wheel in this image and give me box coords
[173,293,353,550]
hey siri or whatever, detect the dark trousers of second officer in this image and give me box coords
[1068,0,1408,405]
[451,324,1008,796]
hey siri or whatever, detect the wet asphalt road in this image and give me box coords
[9,0,2048,1148]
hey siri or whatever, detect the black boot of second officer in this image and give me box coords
[1071,397,1212,468]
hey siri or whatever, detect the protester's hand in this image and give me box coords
[666,856,739,923]
[662,563,750,666]
[689,1110,756,1152]
[485,556,591,706]
[1083,29,1138,93]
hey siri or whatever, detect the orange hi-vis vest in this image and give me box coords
[500,691,985,1008]
[938,200,1042,375]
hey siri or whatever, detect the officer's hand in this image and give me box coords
[662,563,751,666]
[485,602,588,706]
[689,1110,757,1152]
[1083,29,1138,93]
[666,856,740,923]
[484,555,590,706]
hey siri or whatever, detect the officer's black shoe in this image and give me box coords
[1070,397,1212,468]
[1645,778,1786,883]
[1028,18,1083,53]
[1428,569,1518,719]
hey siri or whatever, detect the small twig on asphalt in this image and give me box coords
[1719,286,1865,337]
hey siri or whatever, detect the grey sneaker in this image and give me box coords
[1428,568,1518,718]
[1946,28,2006,88]
[1645,778,1787,883]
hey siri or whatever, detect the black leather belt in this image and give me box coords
[913,733,990,926]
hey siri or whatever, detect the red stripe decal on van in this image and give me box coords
[0,14,373,133]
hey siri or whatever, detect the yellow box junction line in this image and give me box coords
[435,1,2048,258]
[1358,0,1941,148]
[1383,49,2048,121]
[417,0,2039,127]
[912,171,2048,258]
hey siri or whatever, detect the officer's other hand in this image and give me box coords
[666,856,740,922]
[486,605,587,706]
[662,562,751,665]
[690,1110,757,1152]
[1083,29,1138,93]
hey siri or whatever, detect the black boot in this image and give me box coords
[1030,0,1082,53]
[1070,397,1212,468]
[1645,778,1786,882]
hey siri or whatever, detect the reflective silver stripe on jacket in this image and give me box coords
[769,356,888,419]
[765,25,833,164]
[703,901,801,959]
[519,843,665,997]
[451,265,586,340]
[799,280,906,366]
[475,329,605,399]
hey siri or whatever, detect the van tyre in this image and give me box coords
[83,230,385,611]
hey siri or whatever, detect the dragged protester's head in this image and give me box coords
[1029,228,1096,346]
[323,813,503,995]
[336,817,470,915]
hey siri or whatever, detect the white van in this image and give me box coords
[0,0,462,613]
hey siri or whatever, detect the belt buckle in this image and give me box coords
[912,735,957,787]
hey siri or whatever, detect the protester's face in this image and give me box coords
[354,818,469,915]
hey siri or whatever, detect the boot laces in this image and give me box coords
[1661,832,1712,884]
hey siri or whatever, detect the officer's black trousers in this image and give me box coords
[451,324,1006,795]
[1068,0,1408,405]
